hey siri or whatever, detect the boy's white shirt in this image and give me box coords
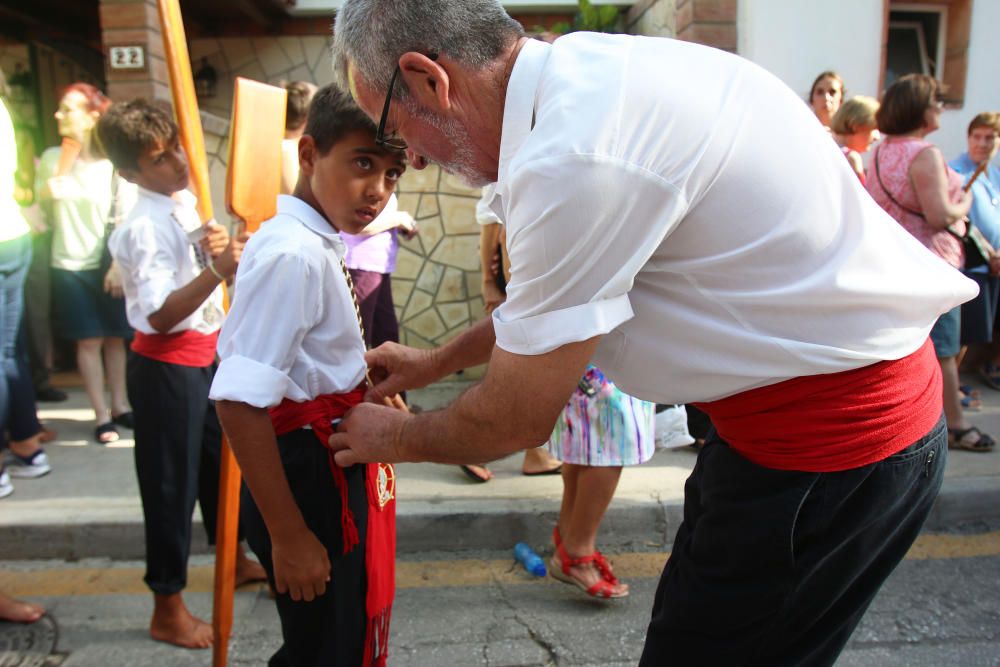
[209,195,367,408]
[108,186,224,335]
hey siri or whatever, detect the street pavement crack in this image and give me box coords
[492,570,560,666]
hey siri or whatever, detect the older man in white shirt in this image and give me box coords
[328,1,976,664]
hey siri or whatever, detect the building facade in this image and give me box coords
[1,0,997,377]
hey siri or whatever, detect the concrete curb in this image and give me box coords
[3,475,997,561]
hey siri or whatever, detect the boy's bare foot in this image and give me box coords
[149,593,213,649]
[235,546,268,587]
[0,592,45,623]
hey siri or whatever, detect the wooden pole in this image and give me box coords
[153,2,237,665]
[156,0,212,223]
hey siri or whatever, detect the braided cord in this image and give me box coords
[339,256,369,349]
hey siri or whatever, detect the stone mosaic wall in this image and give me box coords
[188,36,488,377]
[393,166,486,372]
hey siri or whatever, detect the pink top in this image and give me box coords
[867,136,965,268]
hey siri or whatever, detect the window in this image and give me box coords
[881,0,972,106]
[886,7,945,86]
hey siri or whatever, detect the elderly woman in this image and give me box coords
[866,74,992,452]
[831,95,880,184]
[808,71,844,129]
[37,83,135,444]
[950,113,1000,387]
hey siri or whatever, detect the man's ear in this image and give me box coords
[397,52,451,113]
[297,134,317,176]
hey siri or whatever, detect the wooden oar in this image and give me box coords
[153,2,240,664]
[212,77,287,667]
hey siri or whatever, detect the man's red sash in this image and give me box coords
[268,389,396,667]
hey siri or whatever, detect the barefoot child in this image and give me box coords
[97,100,265,649]
[211,85,404,665]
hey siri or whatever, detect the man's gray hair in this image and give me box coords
[332,0,523,99]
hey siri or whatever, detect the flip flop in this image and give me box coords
[522,465,563,476]
[459,464,492,483]
[95,422,119,445]
[111,411,135,429]
[948,426,995,452]
[979,365,1000,391]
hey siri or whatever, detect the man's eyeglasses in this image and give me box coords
[375,53,438,151]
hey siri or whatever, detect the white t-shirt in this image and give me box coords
[36,147,136,271]
[108,187,224,335]
[493,34,977,404]
[209,195,367,408]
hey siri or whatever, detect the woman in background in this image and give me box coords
[37,83,134,444]
[0,66,51,488]
[808,71,845,130]
[831,95,880,184]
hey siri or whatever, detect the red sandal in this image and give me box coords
[550,527,628,599]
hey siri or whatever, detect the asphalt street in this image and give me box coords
[2,531,999,666]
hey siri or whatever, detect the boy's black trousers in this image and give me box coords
[242,428,369,667]
[127,352,225,595]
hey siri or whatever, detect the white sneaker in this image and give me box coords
[0,467,13,498]
[655,405,696,450]
[5,449,52,478]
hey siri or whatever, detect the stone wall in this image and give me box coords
[626,0,677,36]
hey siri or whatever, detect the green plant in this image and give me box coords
[542,0,621,35]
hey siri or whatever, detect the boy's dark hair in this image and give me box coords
[283,80,317,131]
[96,99,177,171]
[304,84,379,155]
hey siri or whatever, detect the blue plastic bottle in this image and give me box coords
[513,542,547,577]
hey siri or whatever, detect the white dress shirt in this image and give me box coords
[108,186,224,335]
[209,195,367,408]
[493,34,977,404]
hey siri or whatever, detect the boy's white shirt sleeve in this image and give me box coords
[210,246,323,408]
[493,153,688,355]
[109,217,180,327]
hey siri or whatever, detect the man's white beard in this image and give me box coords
[410,105,492,188]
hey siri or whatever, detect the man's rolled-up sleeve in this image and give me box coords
[494,154,687,355]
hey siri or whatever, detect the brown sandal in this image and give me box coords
[549,527,628,599]
[948,426,995,452]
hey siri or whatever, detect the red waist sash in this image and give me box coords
[131,329,218,367]
[268,389,396,667]
[695,338,941,472]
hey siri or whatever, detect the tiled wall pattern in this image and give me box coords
[189,36,488,377]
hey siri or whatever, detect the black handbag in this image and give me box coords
[873,146,991,270]
[97,169,122,275]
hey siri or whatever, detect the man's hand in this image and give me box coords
[200,221,231,258]
[364,343,442,403]
[103,262,124,298]
[271,528,331,602]
[328,402,410,467]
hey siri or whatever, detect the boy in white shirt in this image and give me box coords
[97,100,263,650]
[210,85,405,666]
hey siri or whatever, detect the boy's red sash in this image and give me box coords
[268,389,396,667]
